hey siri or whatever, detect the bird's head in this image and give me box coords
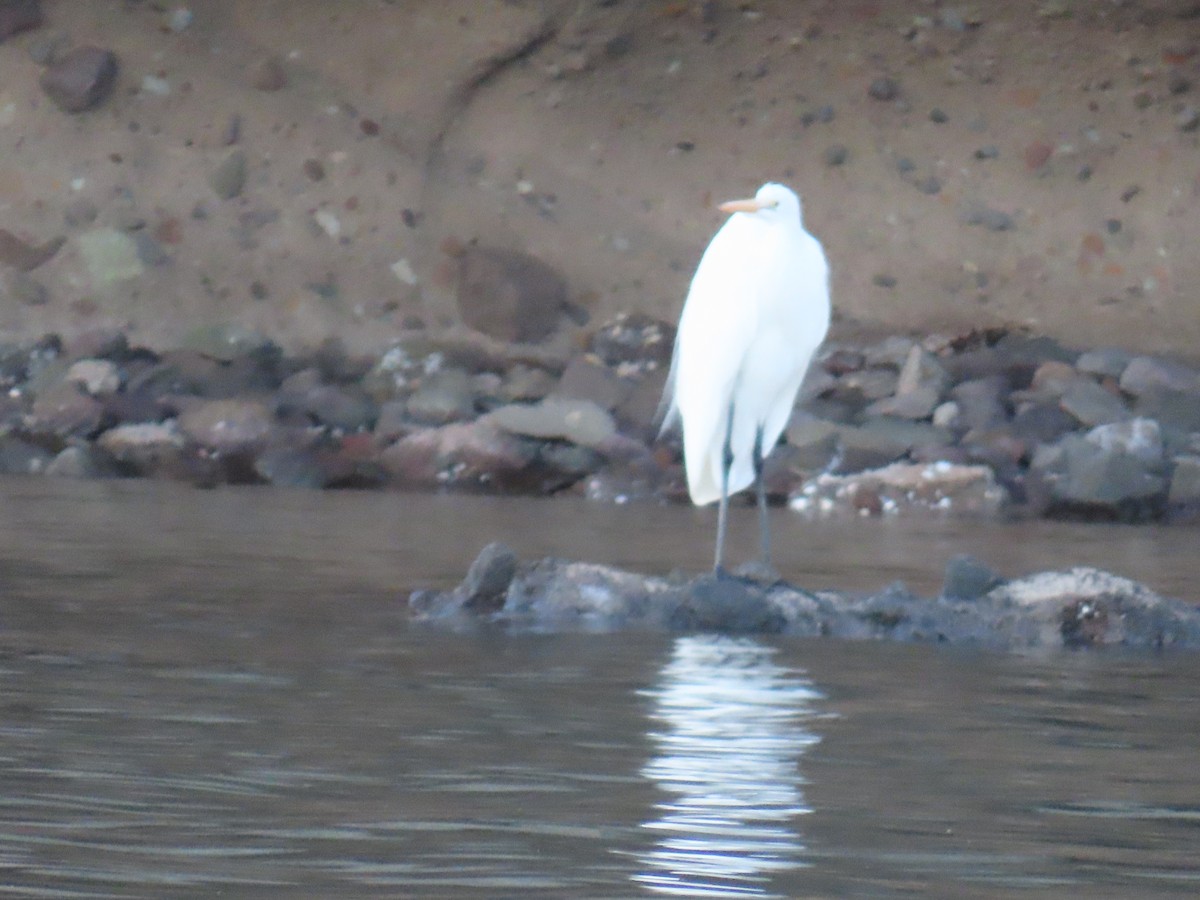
[718,182,802,224]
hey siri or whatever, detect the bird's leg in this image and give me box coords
[713,399,736,577]
[753,425,772,568]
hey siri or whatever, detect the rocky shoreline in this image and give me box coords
[410,543,1200,651]
[1,317,1198,525]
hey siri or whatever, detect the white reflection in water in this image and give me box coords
[633,635,823,897]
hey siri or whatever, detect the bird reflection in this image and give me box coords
[633,635,822,898]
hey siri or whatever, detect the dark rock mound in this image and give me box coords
[410,544,1200,651]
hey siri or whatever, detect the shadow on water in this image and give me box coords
[1,478,1199,896]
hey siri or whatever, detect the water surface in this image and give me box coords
[1,479,1197,897]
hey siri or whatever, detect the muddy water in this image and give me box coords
[1,478,1198,897]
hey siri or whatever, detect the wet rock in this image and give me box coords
[0,0,41,42]
[792,461,1006,516]
[277,372,376,432]
[405,368,476,425]
[0,433,51,474]
[253,438,337,489]
[0,229,65,272]
[941,555,1005,601]
[1168,456,1200,511]
[180,323,275,365]
[28,380,104,440]
[373,400,410,443]
[209,149,248,200]
[864,386,940,420]
[380,418,536,491]
[1058,379,1131,427]
[456,246,567,344]
[416,550,1200,650]
[963,206,1013,231]
[487,397,616,449]
[63,329,129,362]
[39,46,119,113]
[1135,387,1200,434]
[65,358,121,396]
[177,398,273,454]
[45,443,118,479]
[1009,402,1077,444]
[97,421,188,477]
[556,356,631,411]
[458,541,519,613]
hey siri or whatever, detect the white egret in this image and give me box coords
[660,182,831,575]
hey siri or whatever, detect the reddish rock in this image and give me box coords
[40,46,119,113]
[177,398,273,453]
[380,418,536,490]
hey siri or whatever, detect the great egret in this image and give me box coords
[661,182,831,574]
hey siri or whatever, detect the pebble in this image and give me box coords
[249,54,288,91]
[66,358,121,395]
[868,76,900,101]
[209,149,248,200]
[40,46,119,113]
[178,398,273,453]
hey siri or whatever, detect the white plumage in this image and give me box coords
[661,182,830,573]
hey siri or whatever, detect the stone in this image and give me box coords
[97,421,187,476]
[209,149,248,200]
[28,380,104,439]
[555,355,631,411]
[1009,402,1077,445]
[253,440,334,489]
[1120,356,1200,397]
[0,0,41,42]
[864,385,940,420]
[456,245,566,344]
[458,541,519,613]
[45,444,118,479]
[1,271,48,305]
[792,461,1007,517]
[78,228,144,287]
[1075,347,1132,380]
[868,76,900,100]
[65,358,121,396]
[406,368,476,425]
[487,397,616,449]
[590,312,675,367]
[949,376,1008,431]
[177,399,273,453]
[1135,387,1200,433]
[1059,379,1131,427]
[941,555,1005,601]
[1085,417,1164,467]
[380,418,537,490]
[1168,455,1200,509]
[39,46,119,113]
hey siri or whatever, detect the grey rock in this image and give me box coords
[964,207,1014,231]
[253,441,333,489]
[249,54,288,91]
[28,380,104,439]
[66,358,121,395]
[487,397,615,449]
[864,385,940,420]
[950,376,1008,431]
[177,399,273,453]
[2,271,49,305]
[46,444,118,479]
[97,421,189,477]
[457,246,567,344]
[823,144,849,166]
[1075,346,1132,380]
[0,228,65,272]
[0,0,42,42]
[941,555,1005,600]
[300,384,377,432]
[0,434,51,474]
[1169,455,1200,508]
[406,368,476,425]
[209,149,248,200]
[1120,356,1200,396]
[1059,379,1131,427]
[416,550,1200,650]
[556,356,631,411]
[1135,387,1200,433]
[1009,402,1077,444]
[1085,417,1164,467]
[39,46,118,113]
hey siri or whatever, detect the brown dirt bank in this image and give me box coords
[0,0,1198,359]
